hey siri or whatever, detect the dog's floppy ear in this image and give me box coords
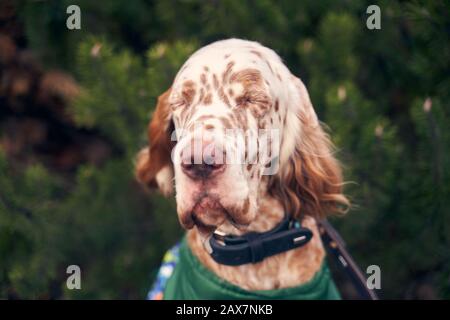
[135,88,174,196]
[270,76,349,220]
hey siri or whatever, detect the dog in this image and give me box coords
[136,39,349,299]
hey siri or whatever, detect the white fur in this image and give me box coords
[155,165,174,196]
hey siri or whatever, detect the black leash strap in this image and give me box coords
[318,219,379,300]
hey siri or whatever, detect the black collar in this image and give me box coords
[209,215,313,266]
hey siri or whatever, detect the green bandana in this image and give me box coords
[163,237,341,300]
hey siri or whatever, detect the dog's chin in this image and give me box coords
[179,196,252,250]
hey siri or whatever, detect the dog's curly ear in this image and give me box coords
[270,76,349,220]
[135,88,174,196]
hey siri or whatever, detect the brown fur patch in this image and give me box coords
[135,88,174,189]
[236,89,271,118]
[258,119,266,129]
[198,88,205,104]
[241,198,250,215]
[182,80,196,105]
[219,116,232,130]
[204,93,212,105]
[222,61,235,84]
[230,68,263,86]
[218,87,231,108]
[200,73,207,85]
[195,115,215,123]
[213,74,219,90]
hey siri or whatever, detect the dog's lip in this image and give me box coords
[185,194,251,235]
[191,213,217,233]
[191,212,217,254]
[216,202,250,230]
[221,210,249,230]
[196,199,250,231]
[228,220,249,230]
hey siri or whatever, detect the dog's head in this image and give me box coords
[136,39,348,237]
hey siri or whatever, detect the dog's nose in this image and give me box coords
[181,155,224,179]
[180,139,225,179]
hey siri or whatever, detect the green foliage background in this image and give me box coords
[1,0,449,299]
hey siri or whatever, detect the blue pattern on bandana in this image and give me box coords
[147,242,180,300]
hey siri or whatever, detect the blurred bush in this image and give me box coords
[0,0,449,298]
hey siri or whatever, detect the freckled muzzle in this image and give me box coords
[172,125,278,234]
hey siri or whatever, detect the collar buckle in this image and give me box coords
[212,229,227,246]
